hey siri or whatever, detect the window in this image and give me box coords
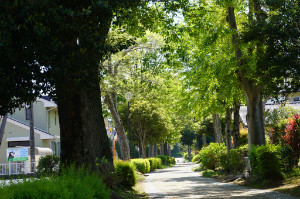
[25,108,30,120]
[48,111,51,128]
[8,141,30,147]
[50,141,56,156]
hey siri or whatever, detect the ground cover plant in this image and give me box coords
[0,166,111,199]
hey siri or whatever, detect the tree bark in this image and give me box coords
[56,78,114,173]
[149,144,153,157]
[212,113,222,143]
[188,145,191,162]
[160,143,164,155]
[0,114,8,146]
[163,142,168,156]
[154,144,158,157]
[227,6,265,147]
[225,108,232,151]
[202,134,207,146]
[232,101,240,148]
[168,144,171,157]
[105,93,130,160]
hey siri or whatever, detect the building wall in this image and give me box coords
[8,101,47,132]
[48,108,60,137]
[0,120,45,164]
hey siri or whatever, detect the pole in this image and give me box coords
[128,101,131,158]
[29,102,35,172]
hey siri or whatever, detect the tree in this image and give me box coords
[180,125,195,162]
[0,0,144,173]
[120,98,170,158]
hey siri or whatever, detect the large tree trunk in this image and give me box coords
[212,113,222,143]
[160,143,164,155]
[168,144,171,157]
[227,6,265,147]
[0,114,8,146]
[163,142,168,156]
[56,78,114,173]
[225,108,232,151]
[246,88,265,146]
[149,144,154,157]
[232,101,240,148]
[154,144,158,157]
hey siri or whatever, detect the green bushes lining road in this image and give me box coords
[148,158,163,171]
[114,159,137,188]
[131,159,151,174]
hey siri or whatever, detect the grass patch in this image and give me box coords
[201,170,224,178]
[0,166,111,199]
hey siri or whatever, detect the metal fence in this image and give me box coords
[0,162,37,175]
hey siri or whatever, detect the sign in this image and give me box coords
[7,148,28,161]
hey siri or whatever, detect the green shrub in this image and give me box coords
[240,128,248,146]
[171,157,175,165]
[183,153,194,161]
[131,159,150,174]
[229,148,246,174]
[148,158,162,170]
[280,145,295,172]
[0,166,111,199]
[192,154,201,163]
[202,170,215,177]
[250,145,283,180]
[199,143,226,170]
[219,152,230,172]
[37,155,60,175]
[114,160,136,188]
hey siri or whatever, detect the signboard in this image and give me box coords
[7,148,28,161]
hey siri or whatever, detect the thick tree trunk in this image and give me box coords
[105,93,130,160]
[225,108,232,172]
[160,143,164,155]
[140,141,146,158]
[154,144,158,157]
[225,108,232,151]
[0,114,8,146]
[56,78,114,173]
[227,6,265,147]
[168,144,171,157]
[202,134,207,146]
[246,88,265,146]
[232,101,240,148]
[149,144,153,157]
[163,142,168,156]
[212,113,222,143]
[188,145,191,162]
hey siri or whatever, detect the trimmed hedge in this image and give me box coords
[131,159,150,174]
[157,155,175,165]
[114,160,136,188]
[148,158,162,170]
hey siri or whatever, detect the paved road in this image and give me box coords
[143,158,298,199]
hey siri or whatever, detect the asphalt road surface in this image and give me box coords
[143,158,298,199]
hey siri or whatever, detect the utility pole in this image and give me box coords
[0,114,8,146]
[29,103,35,172]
